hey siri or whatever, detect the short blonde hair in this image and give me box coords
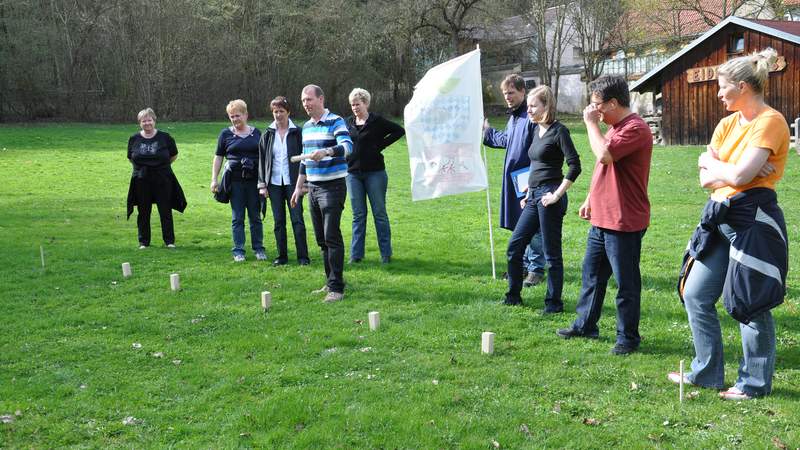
[718,48,777,95]
[527,85,557,124]
[137,107,156,122]
[348,88,371,106]
[226,99,248,115]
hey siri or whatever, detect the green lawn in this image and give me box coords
[1,117,799,448]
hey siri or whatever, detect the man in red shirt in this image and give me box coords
[556,75,652,355]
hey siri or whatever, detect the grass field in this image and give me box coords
[1,117,799,448]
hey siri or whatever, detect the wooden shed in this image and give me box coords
[630,16,800,146]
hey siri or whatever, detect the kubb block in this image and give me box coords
[481,331,495,354]
[170,273,180,291]
[122,262,132,278]
[261,291,272,311]
[368,311,380,331]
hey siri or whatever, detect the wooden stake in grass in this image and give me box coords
[121,262,132,278]
[679,359,685,403]
[170,273,180,291]
[481,332,495,354]
[40,245,45,269]
[261,291,271,312]
[368,311,380,331]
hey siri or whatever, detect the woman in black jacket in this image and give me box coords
[257,96,310,265]
[126,107,186,249]
[345,88,405,264]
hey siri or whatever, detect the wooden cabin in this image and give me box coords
[630,16,800,146]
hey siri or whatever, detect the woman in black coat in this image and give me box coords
[257,96,310,265]
[126,107,186,249]
[345,88,405,264]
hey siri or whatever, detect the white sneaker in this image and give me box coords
[166,244,176,249]
[255,251,267,261]
[323,291,344,303]
[311,285,330,294]
[667,372,692,385]
[138,245,147,250]
[233,254,245,262]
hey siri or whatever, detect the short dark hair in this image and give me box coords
[501,74,526,92]
[270,96,291,113]
[589,75,630,107]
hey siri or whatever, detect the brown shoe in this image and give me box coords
[323,291,344,303]
[311,285,330,294]
[523,272,544,287]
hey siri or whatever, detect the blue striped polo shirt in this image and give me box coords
[301,109,353,182]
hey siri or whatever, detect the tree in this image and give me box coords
[570,0,623,93]
[523,0,574,104]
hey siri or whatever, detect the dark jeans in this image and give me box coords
[230,179,264,256]
[136,173,175,246]
[346,170,391,259]
[309,178,347,293]
[506,183,567,310]
[572,226,646,348]
[267,183,309,262]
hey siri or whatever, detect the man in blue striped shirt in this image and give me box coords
[291,84,353,302]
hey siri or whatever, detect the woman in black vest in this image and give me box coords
[126,108,186,249]
[258,96,310,265]
[345,88,405,264]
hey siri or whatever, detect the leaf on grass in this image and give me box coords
[360,347,372,353]
[491,439,501,449]
[583,418,600,426]
[663,420,670,426]
[687,390,699,399]
[239,432,250,437]
[122,416,141,426]
[295,423,305,431]
[323,347,337,355]
[172,359,182,365]
[630,382,638,390]
[132,343,142,349]
[519,423,531,437]
[14,410,21,417]
[552,402,562,414]
[772,437,788,450]
[80,384,87,389]
[432,379,439,385]
[0,415,14,424]
[354,319,364,324]
[357,335,365,340]
[152,352,164,358]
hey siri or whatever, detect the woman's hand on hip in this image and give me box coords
[541,192,560,207]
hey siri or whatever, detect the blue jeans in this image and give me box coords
[506,183,567,310]
[523,233,545,275]
[309,179,347,293]
[346,170,391,259]
[267,183,309,262]
[230,179,264,256]
[682,223,775,396]
[572,226,645,348]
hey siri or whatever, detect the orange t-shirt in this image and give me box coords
[710,107,790,200]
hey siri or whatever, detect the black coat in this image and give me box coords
[345,112,405,172]
[126,166,187,218]
[257,122,303,188]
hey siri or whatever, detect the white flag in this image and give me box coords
[404,49,488,201]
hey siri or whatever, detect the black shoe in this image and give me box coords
[349,257,362,264]
[298,258,311,266]
[273,257,288,266]
[502,295,523,306]
[543,306,564,315]
[381,255,391,264]
[610,344,637,355]
[556,327,598,339]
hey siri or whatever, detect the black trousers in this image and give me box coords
[309,178,347,293]
[136,172,175,246]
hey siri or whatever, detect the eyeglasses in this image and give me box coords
[590,99,609,107]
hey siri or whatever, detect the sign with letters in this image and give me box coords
[686,56,786,83]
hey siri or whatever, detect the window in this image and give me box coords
[728,33,745,54]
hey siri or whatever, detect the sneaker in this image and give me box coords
[233,254,245,262]
[523,272,544,287]
[502,294,522,306]
[311,285,330,294]
[667,372,692,385]
[273,257,288,266]
[166,244,176,249]
[323,291,344,303]
[719,387,752,401]
[556,327,598,339]
[255,252,267,261]
[381,255,391,264]
[349,257,362,264]
[610,344,637,355]
[138,244,148,250]
[542,306,564,315]
[298,258,311,266]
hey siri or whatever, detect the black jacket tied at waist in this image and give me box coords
[678,188,788,324]
[126,165,187,219]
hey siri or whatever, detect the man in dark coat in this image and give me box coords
[484,74,545,286]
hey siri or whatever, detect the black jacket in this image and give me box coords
[678,188,788,324]
[257,122,303,189]
[345,112,405,172]
[126,165,187,218]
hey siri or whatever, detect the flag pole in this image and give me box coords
[483,143,497,280]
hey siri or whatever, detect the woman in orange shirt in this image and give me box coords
[671,48,790,400]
